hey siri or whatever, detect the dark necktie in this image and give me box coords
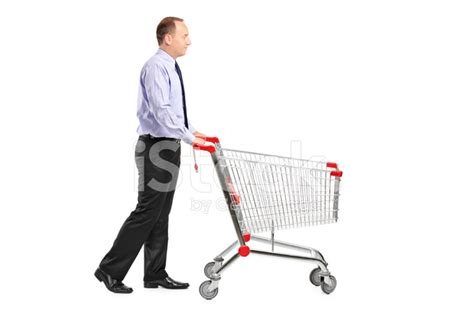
[175,62,189,129]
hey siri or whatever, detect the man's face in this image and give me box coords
[170,21,191,57]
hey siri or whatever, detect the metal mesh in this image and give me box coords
[217,148,340,234]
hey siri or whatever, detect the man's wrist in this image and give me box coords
[184,131,196,145]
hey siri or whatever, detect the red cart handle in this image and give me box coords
[192,136,219,153]
[193,143,216,153]
[200,136,220,144]
[326,162,343,177]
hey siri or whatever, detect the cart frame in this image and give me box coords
[193,137,343,299]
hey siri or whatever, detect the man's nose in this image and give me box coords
[187,38,192,45]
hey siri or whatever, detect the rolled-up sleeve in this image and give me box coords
[142,64,196,144]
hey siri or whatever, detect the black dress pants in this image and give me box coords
[99,135,181,282]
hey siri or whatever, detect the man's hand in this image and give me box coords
[193,131,207,139]
[192,137,206,146]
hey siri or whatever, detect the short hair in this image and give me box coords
[156,17,184,45]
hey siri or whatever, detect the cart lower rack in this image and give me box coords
[193,137,343,300]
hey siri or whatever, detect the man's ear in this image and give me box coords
[164,33,173,46]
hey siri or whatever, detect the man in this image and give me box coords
[94,17,207,294]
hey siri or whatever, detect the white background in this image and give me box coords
[1,0,473,315]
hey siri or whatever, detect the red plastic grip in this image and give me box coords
[193,144,216,153]
[326,162,338,169]
[239,245,250,257]
[203,136,220,144]
[330,170,343,177]
[243,233,251,242]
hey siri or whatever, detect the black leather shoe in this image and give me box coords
[95,268,133,294]
[144,277,189,289]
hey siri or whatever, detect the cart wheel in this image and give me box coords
[309,267,323,286]
[199,280,219,300]
[321,275,337,294]
[204,262,216,279]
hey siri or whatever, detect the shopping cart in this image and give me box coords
[193,137,343,300]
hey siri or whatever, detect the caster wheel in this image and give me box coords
[204,262,216,279]
[321,275,337,294]
[309,267,323,286]
[199,280,219,300]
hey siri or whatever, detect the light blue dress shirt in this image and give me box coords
[136,49,196,144]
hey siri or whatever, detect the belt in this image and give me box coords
[140,134,181,143]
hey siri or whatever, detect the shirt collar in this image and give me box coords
[156,48,176,65]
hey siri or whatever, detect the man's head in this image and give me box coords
[156,17,191,59]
